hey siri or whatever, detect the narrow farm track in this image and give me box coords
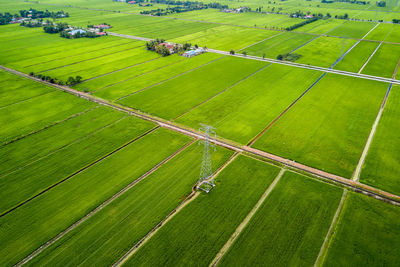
[2,65,400,208]
[113,152,240,267]
[109,32,400,85]
[0,116,128,180]
[210,168,286,267]
[173,63,273,120]
[15,139,196,267]
[352,58,400,181]
[313,189,348,267]
[115,56,226,101]
[1,106,99,147]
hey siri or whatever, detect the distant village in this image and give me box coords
[0,8,69,25]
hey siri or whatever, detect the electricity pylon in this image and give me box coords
[197,124,216,193]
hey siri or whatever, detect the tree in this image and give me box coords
[262,53,266,59]
[277,54,283,60]
[242,51,247,56]
[230,49,235,55]
[75,76,82,83]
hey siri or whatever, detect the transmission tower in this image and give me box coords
[197,124,216,193]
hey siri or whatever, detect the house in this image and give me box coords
[182,48,205,58]
[68,29,86,36]
[128,1,136,4]
[159,42,176,53]
[94,24,111,29]
[96,31,107,36]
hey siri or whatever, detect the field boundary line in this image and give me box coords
[111,32,400,85]
[0,90,54,110]
[210,168,285,267]
[90,57,188,94]
[0,126,159,219]
[352,58,400,181]
[15,138,196,267]
[0,115,128,180]
[113,152,239,267]
[2,65,400,207]
[358,42,382,73]
[115,55,225,101]
[37,45,144,73]
[237,32,284,52]
[314,189,348,267]
[21,1,400,44]
[173,63,272,120]
[81,56,161,85]
[247,72,326,146]
[22,39,139,68]
[1,106,98,147]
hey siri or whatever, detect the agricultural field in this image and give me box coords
[1,0,400,265]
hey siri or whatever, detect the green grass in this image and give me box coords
[219,171,343,266]
[93,52,222,100]
[0,128,191,266]
[27,143,233,266]
[334,40,379,72]
[0,116,157,215]
[0,70,54,107]
[74,55,186,92]
[177,64,321,144]
[293,19,344,35]
[295,36,357,68]
[361,43,400,78]
[254,74,387,178]
[0,106,123,177]
[245,32,316,59]
[365,23,393,41]
[0,89,95,145]
[323,192,400,266]
[119,56,268,119]
[360,85,400,195]
[327,21,377,39]
[126,155,280,266]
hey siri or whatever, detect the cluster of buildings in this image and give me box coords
[221,7,251,13]
[182,47,205,58]
[291,14,314,18]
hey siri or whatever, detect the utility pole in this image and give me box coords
[197,124,216,193]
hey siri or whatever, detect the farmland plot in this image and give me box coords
[125,156,280,266]
[253,74,387,178]
[219,172,342,266]
[327,21,377,39]
[0,128,191,266]
[27,143,232,266]
[177,64,321,144]
[323,193,400,266]
[119,56,268,119]
[361,43,400,78]
[334,41,379,72]
[360,85,400,195]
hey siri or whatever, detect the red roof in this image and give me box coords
[96,32,107,35]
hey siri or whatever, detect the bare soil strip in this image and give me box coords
[352,58,400,181]
[313,189,348,267]
[1,106,99,147]
[0,126,159,219]
[210,168,286,267]
[2,65,400,207]
[15,138,195,267]
[112,152,239,267]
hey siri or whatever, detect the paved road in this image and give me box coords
[2,65,400,207]
[108,32,400,85]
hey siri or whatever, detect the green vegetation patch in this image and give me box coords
[361,43,400,78]
[360,85,400,195]
[323,192,400,266]
[219,171,343,266]
[334,40,379,72]
[126,155,280,266]
[254,74,387,178]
